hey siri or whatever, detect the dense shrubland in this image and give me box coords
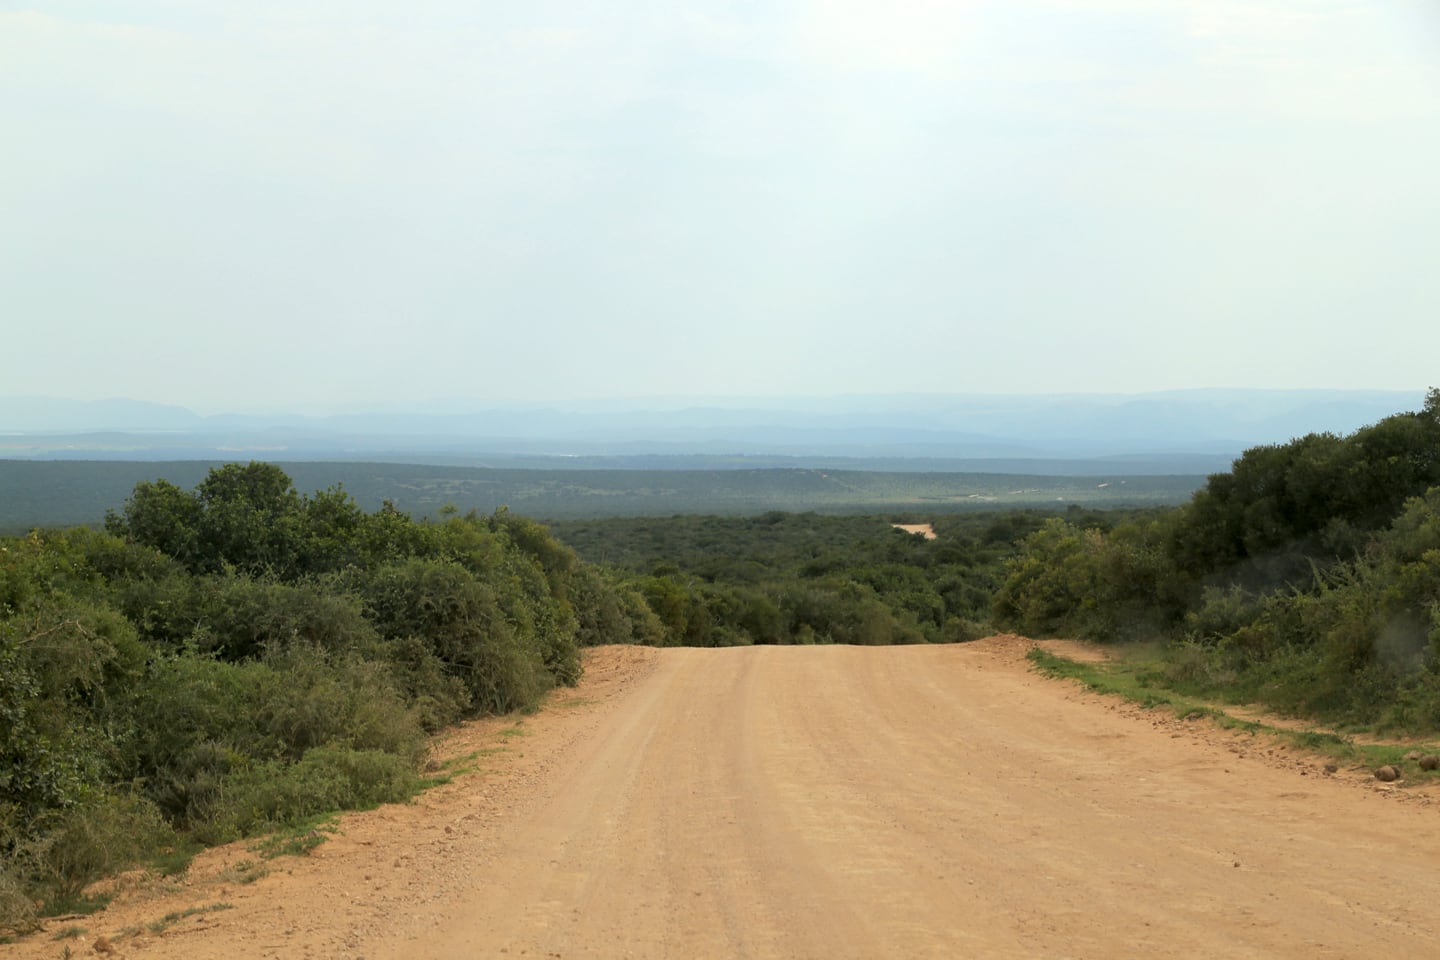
[995,389,1440,730]
[0,463,650,930]
[549,510,1109,647]
[0,460,1206,535]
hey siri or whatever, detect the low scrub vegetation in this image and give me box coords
[998,390,1440,733]
[0,463,651,931]
[0,459,1205,534]
[1026,647,1440,776]
[548,510,1107,647]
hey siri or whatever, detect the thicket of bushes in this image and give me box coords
[549,510,1108,647]
[994,389,1440,730]
[0,463,651,931]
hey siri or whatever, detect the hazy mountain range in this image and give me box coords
[0,390,1425,475]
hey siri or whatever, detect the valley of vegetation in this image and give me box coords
[3,389,1438,938]
[547,510,1110,647]
[0,459,1202,534]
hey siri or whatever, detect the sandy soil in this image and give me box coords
[891,523,937,539]
[14,637,1440,959]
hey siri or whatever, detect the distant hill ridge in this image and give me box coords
[0,460,1207,533]
[0,389,1424,463]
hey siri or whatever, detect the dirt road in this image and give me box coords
[18,639,1440,959]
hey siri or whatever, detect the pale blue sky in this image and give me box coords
[3,1,1438,414]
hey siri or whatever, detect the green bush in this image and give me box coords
[22,793,174,908]
[1,467,643,918]
[371,635,471,731]
[939,616,989,643]
[188,573,380,660]
[255,647,427,761]
[615,580,666,645]
[125,654,272,822]
[0,801,37,932]
[0,861,36,933]
[1,597,146,826]
[355,558,553,713]
[127,646,426,824]
[569,566,636,646]
[197,748,418,843]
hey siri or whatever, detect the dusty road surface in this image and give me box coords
[16,638,1440,959]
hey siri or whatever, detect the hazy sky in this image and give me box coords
[4,1,1438,414]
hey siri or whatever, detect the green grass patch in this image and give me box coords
[1026,646,1440,779]
[149,838,204,878]
[218,859,268,885]
[249,816,338,860]
[419,748,498,786]
[1026,647,1202,713]
[50,925,86,940]
[39,893,111,919]
[554,696,600,708]
[145,902,232,935]
[198,747,424,844]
